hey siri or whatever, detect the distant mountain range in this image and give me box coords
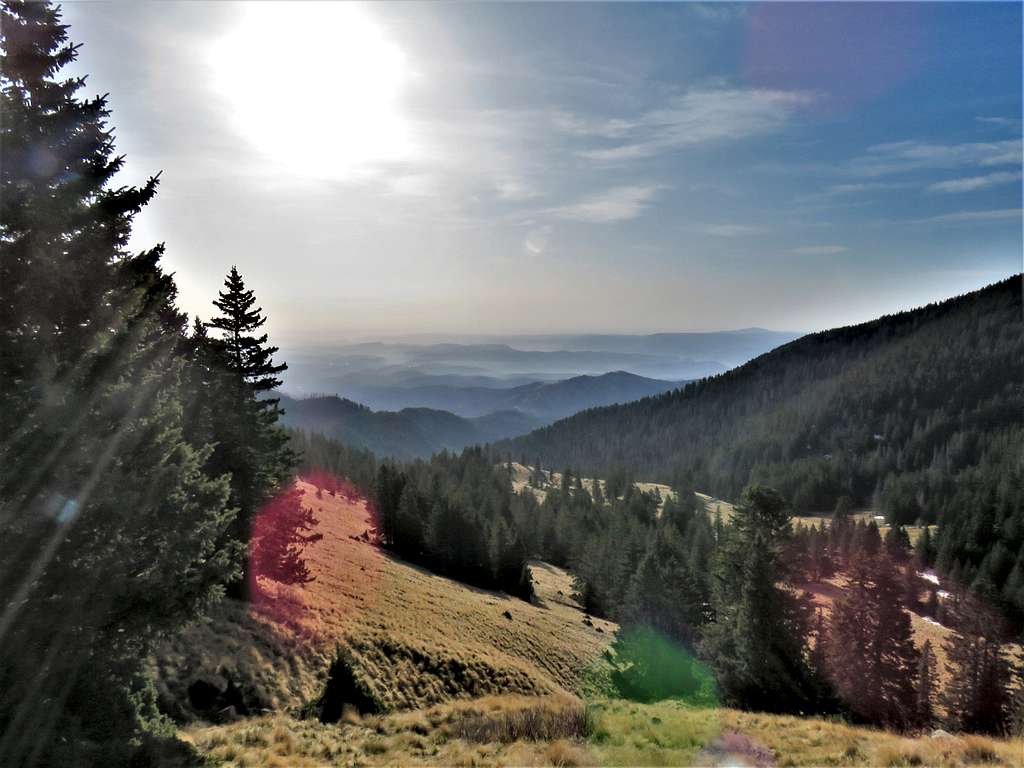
[277,370,683,458]
[335,370,682,419]
[279,329,799,407]
[277,393,541,460]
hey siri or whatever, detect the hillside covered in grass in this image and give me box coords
[184,687,1024,767]
[152,479,615,722]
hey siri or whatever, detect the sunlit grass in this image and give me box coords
[187,694,1024,766]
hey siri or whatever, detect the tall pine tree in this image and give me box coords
[942,597,1012,734]
[700,486,826,713]
[1,3,239,762]
[201,266,298,590]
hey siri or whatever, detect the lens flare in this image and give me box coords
[209,2,416,180]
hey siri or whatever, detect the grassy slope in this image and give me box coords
[184,696,1024,767]
[152,480,615,719]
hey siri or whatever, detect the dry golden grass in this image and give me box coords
[186,695,1024,767]
[186,695,600,767]
[721,709,1024,767]
[153,480,615,718]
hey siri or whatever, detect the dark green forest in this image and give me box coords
[502,280,1024,612]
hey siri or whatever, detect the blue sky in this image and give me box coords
[63,2,1022,340]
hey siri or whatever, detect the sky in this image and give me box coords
[63,2,1022,343]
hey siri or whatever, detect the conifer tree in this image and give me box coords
[833,495,854,519]
[871,556,920,728]
[0,3,238,760]
[202,266,298,590]
[827,553,918,729]
[701,486,821,713]
[827,554,876,720]
[884,525,911,563]
[916,640,936,729]
[942,597,1012,734]
[915,525,934,569]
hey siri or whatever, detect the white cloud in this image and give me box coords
[976,116,1019,128]
[495,178,541,201]
[912,208,1023,224]
[688,4,749,23]
[927,171,1022,194]
[792,245,848,255]
[851,139,1023,177]
[546,185,661,223]
[824,182,904,196]
[523,226,552,256]
[558,88,813,162]
[703,224,768,238]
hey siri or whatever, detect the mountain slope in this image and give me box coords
[276,394,542,460]
[336,370,682,419]
[502,276,1023,519]
[153,480,614,719]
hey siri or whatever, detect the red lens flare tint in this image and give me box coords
[247,474,382,631]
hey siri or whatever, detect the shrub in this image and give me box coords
[452,701,592,743]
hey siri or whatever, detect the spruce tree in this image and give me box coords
[942,597,1012,734]
[203,266,297,590]
[871,556,920,728]
[827,554,919,729]
[915,525,934,569]
[827,554,876,721]
[700,486,822,713]
[0,3,238,761]
[916,640,936,730]
[884,525,911,563]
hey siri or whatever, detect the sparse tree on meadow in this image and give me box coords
[916,640,937,730]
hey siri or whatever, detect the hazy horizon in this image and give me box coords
[63,2,1022,342]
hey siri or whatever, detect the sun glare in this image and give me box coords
[209,3,415,179]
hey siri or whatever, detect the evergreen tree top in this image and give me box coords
[205,265,286,395]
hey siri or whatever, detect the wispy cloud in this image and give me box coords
[523,225,552,256]
[546,185,661,223]
[824,182,904,196]
[558,88,813,162]
[792,245,848,255]
[687,3,749,24]
[912,208,1022,224]
[927,171,1022,194]
[850,139,1022,177]
[703,224,768,238]
[976,116,1020,128]
[495,177,541,202]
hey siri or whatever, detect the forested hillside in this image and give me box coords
[277,393,541,459]
[503,278,1023,605]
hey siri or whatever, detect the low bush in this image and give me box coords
[452,701,592,743]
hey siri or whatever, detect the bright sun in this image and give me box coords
[209,3,415,179]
